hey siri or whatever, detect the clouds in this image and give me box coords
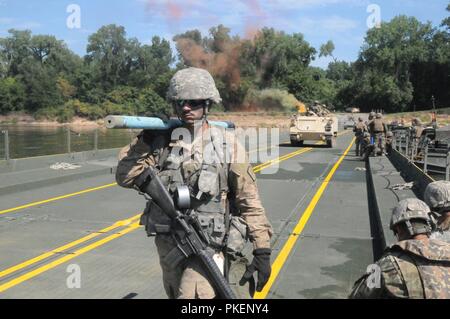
[0,17,41,30]
[137,0,362,33]
[0,17,14,24]
[260,0,369,10]
[298,15,359,33]
[3,0,446,67]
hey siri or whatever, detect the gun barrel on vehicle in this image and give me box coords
[105,115,235,130]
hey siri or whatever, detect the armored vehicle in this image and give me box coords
[289,114,338,147]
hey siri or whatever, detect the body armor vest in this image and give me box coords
[142,127,233,250]
[391,240,450,299]
[354,122,365,137]
[372,119,385,133]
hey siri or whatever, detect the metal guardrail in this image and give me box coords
[0,128,138,161]
[1,130,10,161]
[393,130,450,180]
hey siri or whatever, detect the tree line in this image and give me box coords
[0,5,448,122]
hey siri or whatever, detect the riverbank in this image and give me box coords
[0,114,103,130]
[0,112,293,129]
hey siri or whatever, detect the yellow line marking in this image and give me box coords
[0,183,118,216]
[337,130,351,137]
[0,214,141,280]
[0,131,354,293]
[0,222,141,293]
[250,128,350,169]
[0,139,309,285]
[252,140,326,171]
[254,148,313,172]
[254,137,356,299]
[0,138,314,293]
[0,130,350,216]
[248,140,290,154]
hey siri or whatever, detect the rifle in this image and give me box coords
[136,166,236,299]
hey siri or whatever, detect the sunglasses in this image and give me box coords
[175,100,208,109]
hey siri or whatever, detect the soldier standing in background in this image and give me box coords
[369,113,387,156]
[353,117,367,157]
[385,131,394,154]
[411,118,424,139]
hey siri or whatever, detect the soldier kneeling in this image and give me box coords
[349,198,450,299]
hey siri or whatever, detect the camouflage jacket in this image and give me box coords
[412,125,424,139]
[430,216,450,243]
[353,122,367,137]
[115,124,273,250]
[349,239,450,299]
[369,119,387,134]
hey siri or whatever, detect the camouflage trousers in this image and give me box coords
[355,136,364,156]
[155,234,254,299]
[373,133,385,156]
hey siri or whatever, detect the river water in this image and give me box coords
[0,125,139,159]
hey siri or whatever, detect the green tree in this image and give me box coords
[86,24,130,90]
[442,3,450,30]
[0,77,25,114]
[319,40,336,62]
[340,16,438,112]
[127,36,174,90]
[137,87,171,116]
[0,29,32,77]
[18,58,63,111]
[208,24,232,53]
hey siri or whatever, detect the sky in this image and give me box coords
[0,0,448,68]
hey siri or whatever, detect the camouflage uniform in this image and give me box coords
[411,118,424,139]
[359,132,372,160]
[350,198,450,299]
[116,68,272,299]
[353,118,367,157]
[410,118,424,158]
[349,239,450,298]
[367,111,375,124]
[424,181,450,243]
[311,101,330,116]
[368,113,387,156]
[385,131,394,154]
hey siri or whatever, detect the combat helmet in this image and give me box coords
[424,181,450,214]
[386,131,393,138]
[369,112,375,120]
[167,67,222,104]
[390,198,432,237]
[376,113,382,119]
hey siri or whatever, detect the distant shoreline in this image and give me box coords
[2,110,449,129]
[0,112,293,129]
[0,114,103,129]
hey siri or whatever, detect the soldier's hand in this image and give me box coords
[239,248,271,292]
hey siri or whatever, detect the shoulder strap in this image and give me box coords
[157,146,171,169]
[393,253,425,299]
